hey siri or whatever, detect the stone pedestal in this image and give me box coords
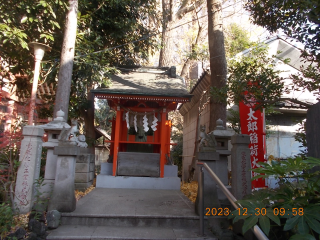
[195,151,221,215]
[75,152,95,191]
[48,146,79,212]
[231,134,251,200]
[14,126,44,214]
[213,127,234,203]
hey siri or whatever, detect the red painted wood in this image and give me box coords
[112,109,122,176]
[160,111,167,178]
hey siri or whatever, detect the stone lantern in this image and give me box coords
[213,119,234,202]
[28,42,51,125]
[39,110,70,197]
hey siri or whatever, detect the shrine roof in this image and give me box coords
[91,66,192,100]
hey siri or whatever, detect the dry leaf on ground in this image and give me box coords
[180,181,198,203]
[75,185,95,201]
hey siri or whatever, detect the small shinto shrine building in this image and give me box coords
[92,66,192,189]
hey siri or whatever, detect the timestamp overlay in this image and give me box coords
[205,207,304,216]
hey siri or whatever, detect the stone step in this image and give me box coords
[60,213,210,228]
[47,225,218,240]
[46,189,220,240]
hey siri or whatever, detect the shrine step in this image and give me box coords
[46,188,219,240]
[59,213,204,228]
[46,225,217,240]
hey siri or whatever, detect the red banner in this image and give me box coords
[239,100,267,189]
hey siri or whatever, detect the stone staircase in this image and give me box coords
[46,188,218,240]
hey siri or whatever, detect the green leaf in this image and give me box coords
[242,215,259,234]
[266,209,281,226]
[297,216,309,235]
[306,217,320,234]
[259,215,270,236]
[284,215,300,231]
[20,41,29,49]
[289,234,316,240]
[303,157,320,165]
[229,209,248,222]
[21,16,27,23]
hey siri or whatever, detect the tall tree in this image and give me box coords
[244,0,320,95]
[53,0,78,121]
[179,25,204,80]
[1,0,158,143]
[159,0,205,67]
[0,0,66,98]
[224,23,254,59]
[66,0,157,143]
[207,0,227,131]
[245,0,320,64]
[245,0,320,164]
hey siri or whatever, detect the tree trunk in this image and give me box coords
[159,0,174,67]
[207,0,227,131]
[180,26,203,87]
[180,60,191,80]
[159,0,204,68]
[82,85,96,153]
[53,0,78,121]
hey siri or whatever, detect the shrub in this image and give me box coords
[0,203,14,238]
[229,157,320,240]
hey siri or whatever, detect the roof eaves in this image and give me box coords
[92,89,192,99]
[189,70,210,94]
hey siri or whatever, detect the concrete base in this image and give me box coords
[96,175,180,190]
[100,162,113,175]
[164,165,178,177]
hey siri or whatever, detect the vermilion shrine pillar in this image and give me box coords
[160,109,167,178]
[113,106,122,176]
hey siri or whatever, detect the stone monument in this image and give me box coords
[230,134,251,200]
[48,120,80,212]
[14,126,44,214]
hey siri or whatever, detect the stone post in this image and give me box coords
[231,134,251,200]
[213,119,234,203]
[306,101,320,172]
[14,126,44,214]
[48,146,79,212]
[195,151,221,214]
